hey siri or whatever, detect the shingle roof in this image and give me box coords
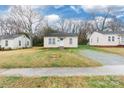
[45,32,78,37]
[0,34,23,40]
[97,31,124,35]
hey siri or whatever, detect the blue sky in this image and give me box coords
[0,5,124,21]
[0,5,9,10]
[39,6,91,20]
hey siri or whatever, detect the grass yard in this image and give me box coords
[79,45,124,57]
[0,76,124,88]
[0,47,101,68]
[96,47,124,56]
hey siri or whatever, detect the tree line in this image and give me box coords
[0,6,124,46]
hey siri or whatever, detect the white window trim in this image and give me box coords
[19,40,21,46]
[27,41,29,46]
[48,38,51,44]
[108,36,111,42]
[97,37,99,43]
[53,38,55,44]
[5,40,8,46]
[112,36,115,42]
[69,38,73,44]
[48,38,56,45]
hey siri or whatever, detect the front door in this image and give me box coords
[59,38,64,47]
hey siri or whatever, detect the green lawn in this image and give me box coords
[95,47,124,56]
[0,47,101,68]
[78,45,104,51]
[79,45,124,56]
[0,46,123,88]
[0,76,124,88]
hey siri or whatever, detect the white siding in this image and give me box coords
[44,36,78,48]
[12,35,32,49]
[44,37,58,48]
[0,39,14,49]
[64,37,78,47]
[119,35,124,45]
[89,32,120,46]
[0,35,32,49]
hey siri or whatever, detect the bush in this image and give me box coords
[33,36,43,46]
[78,39,88,45]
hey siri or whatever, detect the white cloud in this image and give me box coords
[95,16,112,22]
[44,14,60,23]
[81,5,110,13]
[44,14,61,28]
[116,14,124,18]
[81,5,124,18]
[70,6,80,14]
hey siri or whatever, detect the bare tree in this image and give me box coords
[78,21,93,44]
[56,18,65,32]
[91,8,111,32]
[57,19,82,34]
[107,15,124,32]
[8,6,44,36]
[0,17,15,35]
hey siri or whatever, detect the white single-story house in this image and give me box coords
[44,32,78,48]
[89,31,124,46]
[0,34,32,49]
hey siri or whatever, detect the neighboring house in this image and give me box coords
[0,34,32,49]
[44,32,78,48]
[89,31,124,46]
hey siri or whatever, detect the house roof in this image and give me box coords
[96,31,124,35]
[45,32,78,37]
[0,34,27,40]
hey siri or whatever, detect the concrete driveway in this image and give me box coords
[79,49,124,65]
[0,66,124,77]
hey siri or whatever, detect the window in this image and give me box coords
[19,40,21,46]
[48,38,51,44]
[53,38,55,44]
[27,41,29,46]
[97,37,99,43]
[112,36,115,41]
[49,38,56,44]
[60,38,63,40]
[108,36,111,42]
[69,38,73,44]
[91,39,92,43]
[5,40,8,46]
